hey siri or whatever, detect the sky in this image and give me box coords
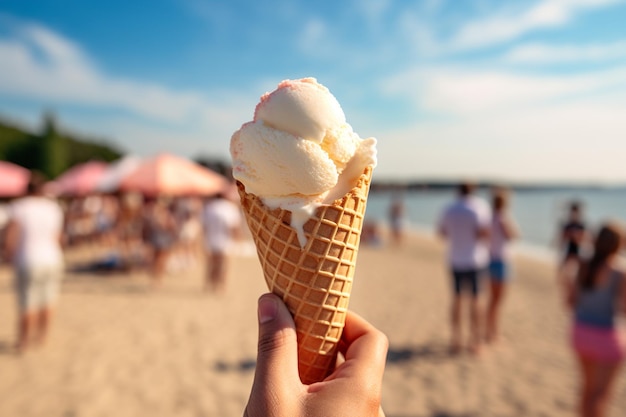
[0,0,625,183]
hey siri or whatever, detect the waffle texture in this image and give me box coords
[237,166,373,384]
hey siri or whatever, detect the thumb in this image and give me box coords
[252,293,301,390]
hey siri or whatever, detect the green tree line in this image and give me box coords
[0,113,123,179]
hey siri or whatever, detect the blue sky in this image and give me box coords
[1,0,625,183]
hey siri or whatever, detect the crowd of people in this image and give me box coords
[437,182,624,417]
[2,170,625,417]
[0,171,244,353]
[438,183,519,355]
[59,185,243,289]
[0,169,388,417]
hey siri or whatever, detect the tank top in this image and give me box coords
[575,267,623,328]
[489,213,508,260]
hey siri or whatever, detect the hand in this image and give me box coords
[244,293,388,417]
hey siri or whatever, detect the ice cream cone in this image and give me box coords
[237,166,373,384]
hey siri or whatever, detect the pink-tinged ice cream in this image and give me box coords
[230,78,377,246]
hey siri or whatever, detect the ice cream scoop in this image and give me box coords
[231,77,376,384]
[230,78,376,246]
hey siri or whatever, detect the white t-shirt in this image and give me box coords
[202,199,242,252]
[10,196,64,269]
[439,196,491,270]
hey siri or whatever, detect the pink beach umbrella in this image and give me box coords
[0,161,29,197]
[48,161,109,196]
[96,155,143,193]
[118,153,229,197]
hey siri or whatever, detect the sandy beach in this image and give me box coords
[1,232,625,417]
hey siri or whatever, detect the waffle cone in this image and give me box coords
[237,166,373,384]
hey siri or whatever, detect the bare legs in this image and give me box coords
[469,296,482,354]
[450,295,483,354]
[486,280,506,343]
[152,249,172,287]
[390,227,403,246]
[35,308,52,345]
[16,312,34,352]
[577,355,622,417]
[16,307,54,353]
[205,251,227,293]
[450,296,462,353]
[559,256,580,306]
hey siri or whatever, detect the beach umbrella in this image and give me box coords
[0,161,29,197]
[96,155,143,193]
[118,153,229,197]
[47,161,109,196]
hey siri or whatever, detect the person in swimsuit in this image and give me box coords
[486,187,519,344]
[565,222,626,417]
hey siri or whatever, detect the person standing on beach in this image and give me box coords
[559,201,588,274]
[143,198,177,286]
[202,192,242,293]
[565,222,626,417]
[3,172,65,353]
[486,187,519,344]
[388,195,407,246]
[438,182,491,354]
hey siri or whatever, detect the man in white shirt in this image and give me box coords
[438,182,491,354]
[202,192,242,293]
[4,172,65,353]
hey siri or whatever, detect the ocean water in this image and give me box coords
[365,187,626,258]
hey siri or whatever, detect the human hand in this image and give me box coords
[244,293,388,417]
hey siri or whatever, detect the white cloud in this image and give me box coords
[0,22,210,123]
[103,119,218,158]
[449,0,623,50]
[180,0,234,29]
[382,66,626,116]
[0,19,268,159]
[296,18,329,54]
[504,41,626,63]
[352,0,391,30]
[397,11,440,57]
[26,24,86,67]
[375,92,626,182]
[376,63,626,181]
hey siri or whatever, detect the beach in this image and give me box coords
[1,232,625,417]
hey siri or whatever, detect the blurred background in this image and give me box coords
[1,1,626,416]
[2,0,626,243]
[1,0,625,183]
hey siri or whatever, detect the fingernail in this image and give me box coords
[258,295,277,324]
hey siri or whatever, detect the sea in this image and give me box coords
[365,187,626,261]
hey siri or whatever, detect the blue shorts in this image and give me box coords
[489,259,509,281]
[451,268,485,297]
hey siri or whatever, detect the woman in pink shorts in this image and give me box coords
[566,222,626,417]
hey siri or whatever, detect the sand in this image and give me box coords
[0,232,625,417]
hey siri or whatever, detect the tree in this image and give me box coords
[194,155,233,180]
[39,112,68,178]
[1,113,123,178]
